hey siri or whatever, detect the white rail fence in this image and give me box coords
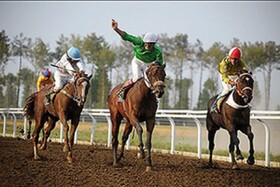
[0,108,279,167]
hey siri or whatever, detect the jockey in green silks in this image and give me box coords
[111,19,165,102]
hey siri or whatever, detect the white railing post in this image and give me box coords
[9,113,17,138]
[257,119,270,167]
[105,115,112,147]
[2,113,6,137]
[167,116,176,155]
[193,118,202,159]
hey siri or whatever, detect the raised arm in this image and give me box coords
[112,19,125,37]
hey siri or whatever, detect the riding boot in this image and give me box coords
[211,94,226,113]
[45,87,56,105]
[117,79,134,102]
[211,94,222,113]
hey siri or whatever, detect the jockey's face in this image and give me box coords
[144,42,155,50]
[230,58,239,65]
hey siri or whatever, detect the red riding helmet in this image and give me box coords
[229,47,242,60]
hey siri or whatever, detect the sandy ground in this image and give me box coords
[0,136,280,187]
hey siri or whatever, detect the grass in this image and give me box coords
[1,120,280,162]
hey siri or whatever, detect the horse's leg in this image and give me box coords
[207,128,217,168]
[135,121,145,159]
[40,118,56,150]
[118,121,133,162]
[27,120,32,139]
[59,117,70,153]
[229,130,240,170]
[111,113,122,166]
[145,118,155,171]
[206,114,219,168]
[32,117,45,160]
[67,120,79,164]
[235,144,244,161]
[241,125,255,165]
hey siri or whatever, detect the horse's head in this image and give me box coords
[236,70,254,104]
[74,72,92,106]
[145,62,166,98]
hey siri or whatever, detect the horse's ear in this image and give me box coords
[87,74,93,80]
[249,70,253,75]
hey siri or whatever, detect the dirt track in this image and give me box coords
[0,136,280,187]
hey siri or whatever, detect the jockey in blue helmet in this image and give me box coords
[45,47,86,105]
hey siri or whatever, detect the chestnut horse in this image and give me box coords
[23,72,92,163]
[206,70,255,169]
[107,63,166,171]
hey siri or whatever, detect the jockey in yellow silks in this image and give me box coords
[211,47,248,113]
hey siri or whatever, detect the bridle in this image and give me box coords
[236,73,254,98]
[61,76,90,106]
[143,65,165,94]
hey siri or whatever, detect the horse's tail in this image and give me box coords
[23,92,38,139]
[23,92,37,120]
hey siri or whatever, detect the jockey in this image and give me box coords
[36,69,54,91]
[45,47,86,105]
[111,19,165,102]
[211,47,248,113]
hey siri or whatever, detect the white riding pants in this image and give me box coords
[131,57,154,83]
[54,70,73,91]
[220,74,238,96]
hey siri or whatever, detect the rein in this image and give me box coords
[61,77,88,103]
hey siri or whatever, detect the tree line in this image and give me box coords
[0,30,280,110]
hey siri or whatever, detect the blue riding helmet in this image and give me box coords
[44,70,51,77]
[67,47,81,61]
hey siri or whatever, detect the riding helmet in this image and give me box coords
[229,47,242,60]
[67,47,81,61]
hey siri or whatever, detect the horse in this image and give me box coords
[107,63,166,171]
[206,70,255,169]
[23,72,92,163]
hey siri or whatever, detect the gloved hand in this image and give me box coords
[229,80,237,85]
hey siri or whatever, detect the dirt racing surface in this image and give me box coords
[0,137,280,187]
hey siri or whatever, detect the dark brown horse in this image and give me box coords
[107,63,166,171]
[23,72,92,163]
[206,70,255,169]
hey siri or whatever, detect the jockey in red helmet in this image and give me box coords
[211,47,248,113]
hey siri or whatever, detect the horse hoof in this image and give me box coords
[67,157,73,164]
[146,166,152,172]
[34,155,41,160]
[232,165,240,170]
[247,158,255,165]
[137,152,145,159]
[236,155,244,160]
[39,145,46,150]
[113,162,120,168]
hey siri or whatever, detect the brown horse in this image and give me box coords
[107,63,166,171]
[206,70,255,169]
[23,72,92,163]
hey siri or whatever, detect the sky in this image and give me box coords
[1,1,280,109]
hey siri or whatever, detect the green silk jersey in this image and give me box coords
[122,32,164,65]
